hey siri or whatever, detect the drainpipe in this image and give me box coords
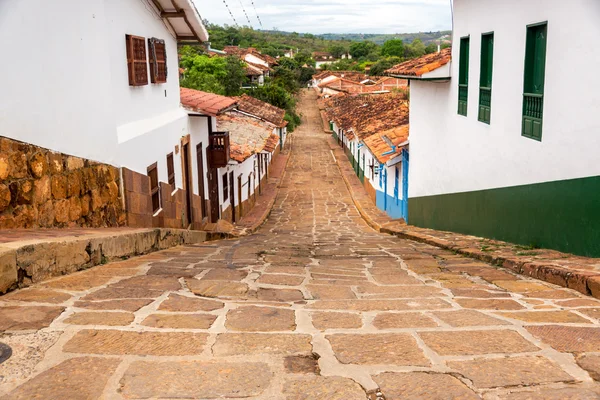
[381,146,397,156]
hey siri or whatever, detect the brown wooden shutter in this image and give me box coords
[166,153,175,186]
[126,35,148,86]
[148,38,167,84]
[147,162,160,212]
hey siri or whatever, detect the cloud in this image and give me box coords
[194,0,452,34]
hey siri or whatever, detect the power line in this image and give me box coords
[249,0,263,29]
[238,0,253,27]
[222,0,239,27]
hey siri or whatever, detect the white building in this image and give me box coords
[0,0,215,230]
[387,0,600,257]
[181,89,286,225]
[325,93,410,220]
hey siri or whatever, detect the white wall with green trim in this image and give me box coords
[408,0,600,200]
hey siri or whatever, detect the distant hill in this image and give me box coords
[259,30,453,46]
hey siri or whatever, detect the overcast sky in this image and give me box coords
[194,0,452,34]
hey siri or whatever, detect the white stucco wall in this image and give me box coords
[409,0,600,199]
[0,0,118,164]
[0,0,194,178]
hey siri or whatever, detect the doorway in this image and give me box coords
[229,171,235,223]
[182,143,193,227]
[207,168,219,222]
[196,143,206,219]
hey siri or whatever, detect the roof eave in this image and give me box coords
[388,73,451,82]
[154,0,209,43]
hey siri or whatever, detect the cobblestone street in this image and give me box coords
[1,90,600,399]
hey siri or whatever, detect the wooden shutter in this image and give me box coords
[147,163,160,213]
[222,174,229,201]
[478,33,494,124]
[458,36,470,116]
[126,35,148,86]
[522,22,548,141]
[166,153,175,186]
[148,38,167,84]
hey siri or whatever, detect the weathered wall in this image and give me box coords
[0,137,125,229]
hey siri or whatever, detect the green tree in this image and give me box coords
[329,44,347,58]
[425,42,438,54]
[368,56,403,76]
[294,50,315,67]
[223,56,247,96]
[349,41,378,59]
[406,38,426,58]
[179,52,247,95]
[381,39,405,57]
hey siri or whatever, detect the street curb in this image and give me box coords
[381,225,600,299]
[0,228,226,294]
[328,136,600,300]
[328,141,384,233]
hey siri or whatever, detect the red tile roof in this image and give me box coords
[313,71,370,83]
[236,94,287,127]
[324,92,409,141]
[386,48,452,77]
[320,76,408,95]
[363,125,410,164]
[180,88,237,116]
[217,111,277,163]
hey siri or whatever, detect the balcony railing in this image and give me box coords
[523,93,544,119]
[478,87,492,124]
[458,84,468,116]
[208,131,230,168]
[522,93,544,140]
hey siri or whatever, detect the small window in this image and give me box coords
[222,173,229,201]
[522,22,548,141]
[166,153,175,186]
[126,35,148,86]
[148,38,167,84]
[458,36,470,116]
[478,33,494,124]
[147,162,160,213]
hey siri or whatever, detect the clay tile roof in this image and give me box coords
[236,94,287,127]
[223,46,248,56]
[386,47,452,77]
[323,92,409,141]
[246,61,271,72]
[321,76,408,94]
[217,111,277,163]
[245,64,263,76]
[363,125,410,164]
[263,133,280,153]
[180,88,237,116]
[313,71,370,83]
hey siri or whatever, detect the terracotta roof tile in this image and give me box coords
[323,92,409,141]
[180,88,237,116]
[217,111,277,163]
[320,76,408,94]
[363,125,410,164]
[236,94,287,127]
[313,71,370,83]
[386,48,452,77]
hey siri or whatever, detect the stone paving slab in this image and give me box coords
[2,90,600,398]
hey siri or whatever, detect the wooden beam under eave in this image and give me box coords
[170,0,202,43]
[177,36,200,42]
[161,11,186,18]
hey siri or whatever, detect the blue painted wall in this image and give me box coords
[376,191,405,219]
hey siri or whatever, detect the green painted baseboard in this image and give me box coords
[408,175,600,257]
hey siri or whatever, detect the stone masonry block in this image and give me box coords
[0,247,18,294]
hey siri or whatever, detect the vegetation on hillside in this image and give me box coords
[178,24,451,131]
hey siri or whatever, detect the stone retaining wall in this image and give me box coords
[0,136,125,229]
